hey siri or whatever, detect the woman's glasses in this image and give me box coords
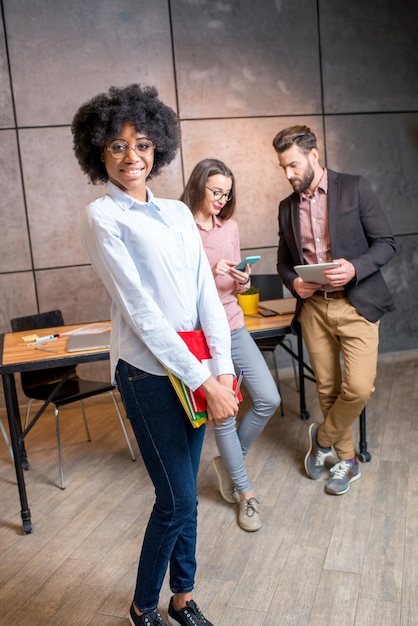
[105,139,155,159]
[205,186,232,202]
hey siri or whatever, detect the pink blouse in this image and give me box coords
[196,216,247,332]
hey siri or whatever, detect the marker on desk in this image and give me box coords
[31,334,60,344]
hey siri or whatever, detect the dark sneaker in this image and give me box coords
[238,497,261,532]
[325,460,362,495]
[167,596,214,626]
[213,455,238,503]
[129,603,169,626]
[304,423,334,480]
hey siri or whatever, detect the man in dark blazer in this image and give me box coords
[273,125,396,495]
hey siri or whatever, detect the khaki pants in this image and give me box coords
[299,294,380,459]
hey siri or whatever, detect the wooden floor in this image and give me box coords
[0,350,417,626]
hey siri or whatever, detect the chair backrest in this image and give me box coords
[251,274,284,301]
[11,309,64,332]
[10,310,76,393]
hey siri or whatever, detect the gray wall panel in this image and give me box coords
[181,116,325,251]
[0,18,13,128]
[19,127,103,268]
[3,0,176,126]
[36,266,112,325]
[0,0,417,357]
[379,235,417,353]
[0,273,37,332]
[320,0,418,113]
[172,0,322,118]
[0,130,32,271]
[325,114,418,235]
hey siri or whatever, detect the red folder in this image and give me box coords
[166,330,242,428]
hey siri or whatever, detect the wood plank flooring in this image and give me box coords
[0,350,417,625]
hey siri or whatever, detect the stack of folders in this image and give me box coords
[165,330,242,428]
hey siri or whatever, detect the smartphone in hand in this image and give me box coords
[234,255,261,271]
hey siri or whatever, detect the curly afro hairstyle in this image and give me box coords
[71,84,180,184]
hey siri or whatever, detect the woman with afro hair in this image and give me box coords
[72,84,238,626]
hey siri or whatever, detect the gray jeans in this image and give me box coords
[214,325,281,494]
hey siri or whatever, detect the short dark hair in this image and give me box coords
[272,125,317,155]
[71,84,179,184]
[180,158,236,220]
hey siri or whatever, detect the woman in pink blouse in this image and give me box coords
[181,158,281,532]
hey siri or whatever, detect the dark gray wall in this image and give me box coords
[1,0,417,372]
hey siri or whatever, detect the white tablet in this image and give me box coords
[67,330,111,352]
[294,262,339,285]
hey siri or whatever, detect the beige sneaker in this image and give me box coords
[213,456,238,503]
[238,497,261,532]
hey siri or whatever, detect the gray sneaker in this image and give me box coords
[325,460,361,495]
[304,423,334,480]
[213,456,238,503]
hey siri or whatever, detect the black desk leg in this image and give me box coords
[2,373,34,534]
[297,332,310,420]
[358,407,371,463]
[13,385,29,471]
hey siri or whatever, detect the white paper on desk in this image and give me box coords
[61,322,112,336]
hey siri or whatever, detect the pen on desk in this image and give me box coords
[31,334,60,344]
[35,346,57,353]
[234,369,245,398]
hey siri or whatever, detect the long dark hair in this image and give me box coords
[181,158,236,220]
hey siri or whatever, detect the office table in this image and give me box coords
[243,308,314,421]
[0,322,112,534]
[1,310,370,534]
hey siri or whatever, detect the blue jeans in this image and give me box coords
[214,326,281,494]
[115,360,206,613]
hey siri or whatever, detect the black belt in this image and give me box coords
[313,290,348,300]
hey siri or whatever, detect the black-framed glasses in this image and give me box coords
[105,139,155,159]
[205,186,232,202]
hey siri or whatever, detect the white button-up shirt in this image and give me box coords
[81,182,234,389]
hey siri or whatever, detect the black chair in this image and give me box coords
[250,274,299,415]
[10,310,136,489]
[250,273,283,301]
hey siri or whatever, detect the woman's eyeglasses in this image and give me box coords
[105,139,155,159]
[205,186,232,202]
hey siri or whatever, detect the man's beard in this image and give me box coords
[289,165,314,193]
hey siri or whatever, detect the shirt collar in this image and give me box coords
[106,181,160,211]
[318,168,328,194]
[301,168,328,200]
[195,215,224,232]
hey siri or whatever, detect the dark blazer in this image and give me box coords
[277,169,396,326]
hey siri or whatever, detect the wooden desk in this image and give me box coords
[243,306,314,422]
[0,322,112,534]
[243,311,295,338]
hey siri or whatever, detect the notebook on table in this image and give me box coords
[67,330,111,353]
[258,298,297,316]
